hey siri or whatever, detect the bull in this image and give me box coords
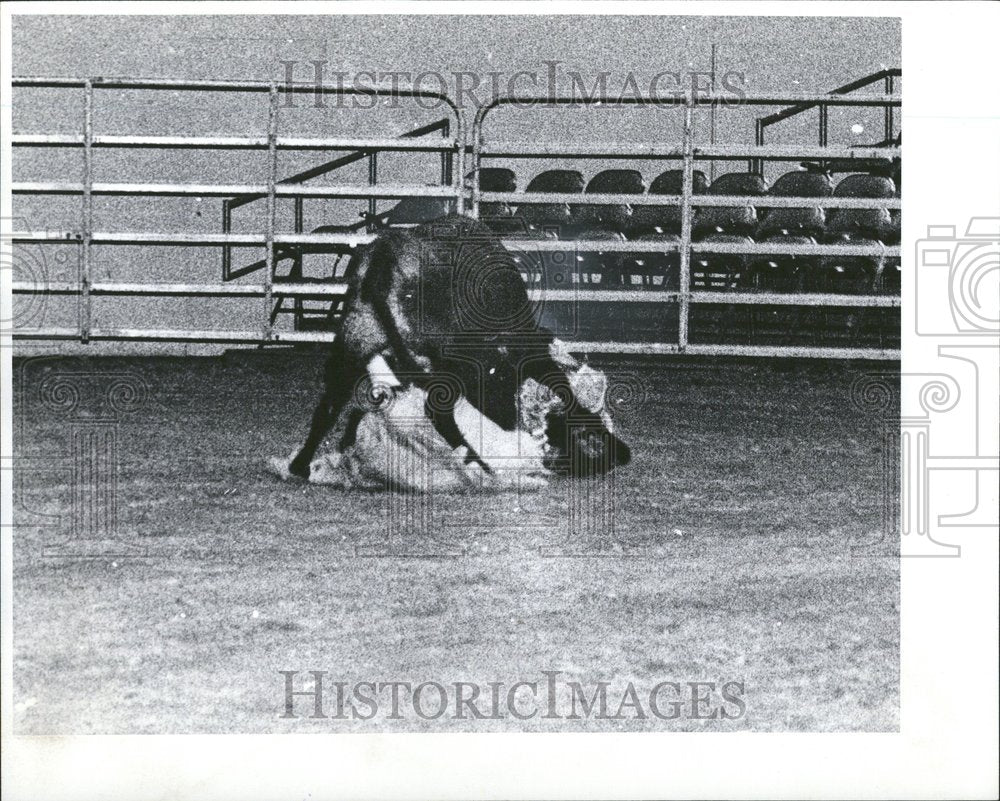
[276,214,631,489]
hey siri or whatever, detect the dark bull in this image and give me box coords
[289,214,631,481]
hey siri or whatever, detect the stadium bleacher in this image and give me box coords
[492,159,899,346]
[693,172,767,292]
[500,164,898,295]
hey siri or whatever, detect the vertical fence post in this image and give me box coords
[263,82,279,342]
[440,118,452,189]
[469,109,483,220]
[80,80,94,344]
[454,113,466,217]
[678,96,695,352]
[221,200,232,281]
[293,197,304,329]
[753,118,764,177]
[367,153,378,232]
[885,74,894,141]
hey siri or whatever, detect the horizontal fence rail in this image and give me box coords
[12,281,349,297]
[480,192,901,209]
[12,134,459,152]
[13,182,462,199]
[11,231,377,246]
[10,76,901,358]
[14,328,341,344]
[499,238,899,257]
[479,142,900,160]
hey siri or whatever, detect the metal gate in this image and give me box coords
[9,74,900,358]
[10,76,465,344]
[470,79,901,359]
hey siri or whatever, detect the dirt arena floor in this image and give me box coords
[12,352,899,732]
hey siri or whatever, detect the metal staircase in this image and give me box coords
[222,117,455,332]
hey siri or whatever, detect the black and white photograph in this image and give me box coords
[1,2,997,799]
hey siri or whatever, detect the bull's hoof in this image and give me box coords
[268,455,308,482]
[287,459,311,480]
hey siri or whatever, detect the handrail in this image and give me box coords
[471,90,900,215]
[224,120,455,212]
[755,69,901,171]
[221,117,457,285]
[757,68,902,127]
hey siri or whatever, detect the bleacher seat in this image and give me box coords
[744,233,811,292]
[825,174,895,242]
[748,171,832,293]
[506,170,584,290]
[573,169,646,233]
[573,228,627,288]
[880,257,902,294]
[814,174,897,295]
[756,170,832,240]
[628,169,708,238]
[693,234,752,290]
[516,169,585,236]
[885,210,901,245]
[811,238,882,295]
[383,194,452,226]
[568,171,644,288]
[687,173,765,293]
[694,172,766,239]
[625,232,680,289]
[476,167,519,232]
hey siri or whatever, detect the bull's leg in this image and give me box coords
[288,390,344,478]
[289,347,364,479]
[336,407,365,451]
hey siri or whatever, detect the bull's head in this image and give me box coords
[521,345,632,477]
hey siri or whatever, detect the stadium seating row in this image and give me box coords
[471,166,899,296]
[478,167,900,245]
[509,239,900,295]
[378,167,900,296]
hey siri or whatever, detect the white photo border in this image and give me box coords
[1,2,997,799]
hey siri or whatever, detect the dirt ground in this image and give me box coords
[12,352,899,732]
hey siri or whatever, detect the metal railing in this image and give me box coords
[220,116,455,284]
[755,68,900,170]
[471,89,901,360]
[10,75,465,344]
[11,76,901,359]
